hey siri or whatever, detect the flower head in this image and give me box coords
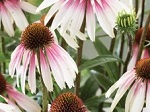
[0,73,41,112]
[9,22,78,93]
[49,92,88,112]
[0,0,37,36]
[106,58,150,112]
[127,26,150,70]
[36,0,128,41]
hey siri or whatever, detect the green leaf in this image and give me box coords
[79,55,123,71]
[93,38,121,81]
[0,53,10,62]
[80,75,99,101]
[91,71,113,90]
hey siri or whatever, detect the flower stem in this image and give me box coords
[140,0,146,28]
[37,50,48,112]
[75,16,86,96]
[136,12,150,62]
[123,33,133,73]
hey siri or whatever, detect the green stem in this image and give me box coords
[136,12,150,62]
[123,33,133,73]
[74,15,86,96]
[37,50,48,112]
[140,0,146,28]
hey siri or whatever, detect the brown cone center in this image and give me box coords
[21,23,53,50]
[50,92,88,112]
[135,58,150,80]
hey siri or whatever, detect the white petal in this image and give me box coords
[146,80,150,111]
[19,1,37,14]
[110,75,135,112]
[28,52,36,93]
[36,0,60,12]
[0,103,14,111]
[39,50,53,91]
[6,86,41,112]
[70,0,85,38]
[46,48,66,89]
[4,1,28,31]
[130,81,146,112]
[21,50,31,94]
[1,5,14,36]
[44,1,62,25]
[125,82,137,112]
[86,0,95,41]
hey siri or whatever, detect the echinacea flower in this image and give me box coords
[106,58,150,112]
[0,0,37,37]
[127,26,150,70]
[36,0,128,41]
[0,73,41,112]
[9,22,78,93]
[48,92,88,112]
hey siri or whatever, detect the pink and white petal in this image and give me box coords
[59,0,80,35]
[28,52,36,93]
[1,5,14,36]
[75,29,87,40]
[59,31,79,50]
[70,0,85,38]
[19,1,37,14]
[125,82,137,112]
[36,0,60,12]
[21,49,31,94]
[51,48,76,88]
[0,103,15,111]
[4,1,28,31]
[52,43,78,73]
[110,75,135,112]
[45,1,62,25]
[39,50,53,91]
[142,48,150,59]
[127,44,139,70]
[0,7,1,29]
[86,0,95,41]
[51,0,73,31]
[46,48,66,89]
[6,86,41,112]
[94,1,115,38]
[146,80,150,111]
[9,45,24,77]
[130,81,146,112]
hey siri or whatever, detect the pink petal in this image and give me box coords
[39,49,53,91]
[28,52,36,93]
[21,49,31,94]
[6,86,41,112]
[146,80,150,111]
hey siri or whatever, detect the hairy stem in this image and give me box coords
[136,12,150,62]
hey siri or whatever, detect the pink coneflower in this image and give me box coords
[36,0,128,41]
[127,26,150,70]
[9,22,78,93]
[106,58,150,112]
[0,73,41,112]
[0,0,37,37]
[0,103,15,112]
[48,92,88,112]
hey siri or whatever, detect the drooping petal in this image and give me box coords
[86,0,95,41]
[125,82,137,112]
[36,0,60,12]
[6,86,41,112]
[46,48,66,89]
[1,5,14,36]
[146,80,150,111]
[4,1,28,31]
[19,1,37,14]
[21,49,31,94]
[130,81,146,112]
[51,0,73,31]
[110,74,135,112]
[9,45,24,77]
[28,52,36,93]
[0,103,15,111]
[39,49,53,91]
